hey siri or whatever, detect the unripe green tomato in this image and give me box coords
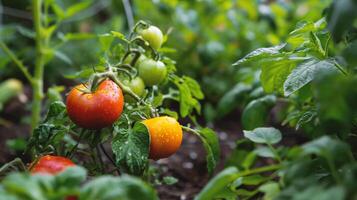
[138,59,167,86]
[124,77,146,103]
[139,26,164,50]
[123,54,147,68]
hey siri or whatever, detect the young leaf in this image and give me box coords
[243,127,282,144]
[196,128,220,175]
[112,122,150,176]
[284,59,336,96]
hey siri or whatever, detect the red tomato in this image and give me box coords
[31,156,78,200]
[31,155,75,175]
[66,79,124,129]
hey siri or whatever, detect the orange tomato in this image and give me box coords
[143,116,183,160]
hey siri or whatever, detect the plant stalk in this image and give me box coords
[31,0,45,131]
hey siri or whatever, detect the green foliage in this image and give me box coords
[112,122,149,176]
[0,167,158,200]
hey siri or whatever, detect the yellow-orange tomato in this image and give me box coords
[143,116,183,160]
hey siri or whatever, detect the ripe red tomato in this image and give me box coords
[31,155,75,175]
[31,155,77,200]
[66,79,124,129]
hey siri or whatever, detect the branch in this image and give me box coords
[0,41,33,82]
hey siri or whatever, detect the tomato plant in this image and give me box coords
[0,17,219,199]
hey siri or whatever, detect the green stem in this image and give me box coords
[31,0,45,132]
[0,158,27,176]
[236,164,282,178]
[267,143,282,163]
[0,41,33,83]
[334,60,348,76]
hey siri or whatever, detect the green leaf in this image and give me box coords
[44,101,67,122]
[217,83,252,118]
[260,59,297,94]
[195,167,239,200]
[65,1,92,18]
[302,136,352,164]
[173,76,201,117]
[233,43,286,66]
[259,182,280,200]
[183,76,204,100]
[197,128,220,174]
[162,176,178,185]
[64,66,105,80]
[111,31,129,42]
[254,146,276,158]
[243,127,282,144]
[54,50,73,65]
[327,0,357,41]
[290,19,326,36]
[98,34,114,52]
[112,122,150,176]
[242,95,276,130]
[284,59,336,96]
[80,175,158,200]
[62,33,96,41]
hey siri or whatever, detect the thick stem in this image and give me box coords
[31,0,45,131]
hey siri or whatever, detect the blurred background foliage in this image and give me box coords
[0,0,332,123]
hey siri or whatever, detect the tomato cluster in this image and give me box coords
[65,24,182,160]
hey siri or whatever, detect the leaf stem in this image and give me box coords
[333,60,348,76]
[0,41,33,83]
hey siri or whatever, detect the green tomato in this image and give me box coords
[124,77,146,103]
[123,54,147,68]
[138,59,167,86]
[139,25,164,50]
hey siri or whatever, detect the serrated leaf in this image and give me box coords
[233,43,286,66]
[44,101,66,122]
[112,122,150,176]
[183,76,204,100]
[197,128,220,174]
[243,127,282,144]
[284,59,337,96]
